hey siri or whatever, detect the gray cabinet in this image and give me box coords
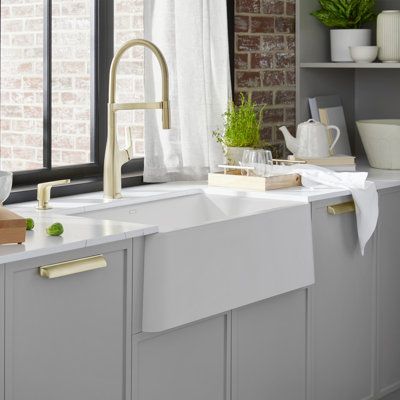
[232,290,307,400]
[132,314,228,400]
[0,264,4,400]
[4,240,132,400]
[377,188,400,398]
[310,196,376,400]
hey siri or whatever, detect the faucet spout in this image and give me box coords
[104,39,170,199]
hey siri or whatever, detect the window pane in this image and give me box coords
[114,0,144,156]
[51,0,91,166]
[0,1,44,172]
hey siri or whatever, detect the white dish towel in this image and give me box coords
[278,164,379,255]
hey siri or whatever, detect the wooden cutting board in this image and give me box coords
[0,207,26,244]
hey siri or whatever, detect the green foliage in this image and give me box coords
[26,218,34,231]
[46,222,64,236]
[311,0,376,29]
[213,93,265,149]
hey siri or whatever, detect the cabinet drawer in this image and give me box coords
[4,240,132,400]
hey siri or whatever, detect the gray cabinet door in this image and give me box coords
[0,264,4,400]
[132,314,228,400]
[310,197,375,400]
[231,290,307,400]
[377,189,400,398]
[4,241,132,400]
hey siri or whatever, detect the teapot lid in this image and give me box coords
[299,118,324,127]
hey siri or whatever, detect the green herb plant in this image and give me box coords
[311,0,376,29]
[213,93,265,149]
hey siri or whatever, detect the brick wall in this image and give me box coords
[234,0,295,155]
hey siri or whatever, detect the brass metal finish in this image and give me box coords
[37,179,71,210]
[327,201,356,215]
[39,255,107,279]
[104,39,171,199]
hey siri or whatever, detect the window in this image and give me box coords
[0,0,145,188]
[1,0,234,199]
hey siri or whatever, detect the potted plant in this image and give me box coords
[311,0,377,62]
[213,94,265,165]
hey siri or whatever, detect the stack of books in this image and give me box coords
[288,155,356,172]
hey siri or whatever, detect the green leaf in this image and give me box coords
[311,0,377,29]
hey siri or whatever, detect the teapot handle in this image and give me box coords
[328,125,341,152]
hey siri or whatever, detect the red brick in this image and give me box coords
[236,71,261,88]
[237,35,260,52]
[275,90,296,105]
[263,70,285,86]
[261,35,285,52]
[263,108,284,123]
[286,71,296,85]
[236,0,260,13]
[286,1,295,16]
[235,16,249,33]
[251,90,273,105]
[235,53,249,70]
[250,53,274,69]
[275,16,295,33]
[261,0,284,15]
[286,35,296,51]
[275,51,295,68]
[260,126,273,141]
[250,16,274,33]
[285,107,296,122]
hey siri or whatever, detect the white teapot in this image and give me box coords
[279,119,341,159]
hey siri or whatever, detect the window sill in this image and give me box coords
[5,172,146,205]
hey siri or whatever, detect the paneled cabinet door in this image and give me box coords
[377,189,400,398]
[1,264,4,400]
[132,314,228,400]
[231,290,307,400]
[310,197,375,400]
[4,241,132,400]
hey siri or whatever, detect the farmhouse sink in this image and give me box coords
[77,190,314,332]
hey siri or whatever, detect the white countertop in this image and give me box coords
[2,164,400,265]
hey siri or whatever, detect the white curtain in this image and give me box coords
[143,0,231,182]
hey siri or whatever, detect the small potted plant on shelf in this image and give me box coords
[311,0,377,62]
[213,93,266,165]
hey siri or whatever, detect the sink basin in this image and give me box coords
[77,190,314,332]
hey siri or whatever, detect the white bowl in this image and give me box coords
[0,171,13,203]
[356,120,400,169]
[350,46,379,63]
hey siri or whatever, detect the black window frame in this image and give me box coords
[5,0,235,204]
[8,0,143,188]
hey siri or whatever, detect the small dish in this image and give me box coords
[350,46,379,63]
[0,171,13,204]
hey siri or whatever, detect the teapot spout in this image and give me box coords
[279,126,298,155]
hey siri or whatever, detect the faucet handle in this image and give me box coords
[37,179,71,210]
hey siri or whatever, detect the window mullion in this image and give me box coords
[43,0,52,169]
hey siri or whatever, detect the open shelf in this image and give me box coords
[301,62,400,69]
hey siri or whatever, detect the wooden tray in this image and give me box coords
[208,168,301,192]
[0,207,26,245]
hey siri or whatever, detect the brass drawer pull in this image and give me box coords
[327,201,356,215]
[39,255,107,279]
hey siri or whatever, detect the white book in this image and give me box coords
[324,165,356,172]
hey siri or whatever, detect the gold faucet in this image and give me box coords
[104,39,170,199]
[37,179,71,210]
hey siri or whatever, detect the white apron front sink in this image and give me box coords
[78,190,314,332]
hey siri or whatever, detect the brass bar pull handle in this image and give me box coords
[39,255,107,279]
[327,201,356,215]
